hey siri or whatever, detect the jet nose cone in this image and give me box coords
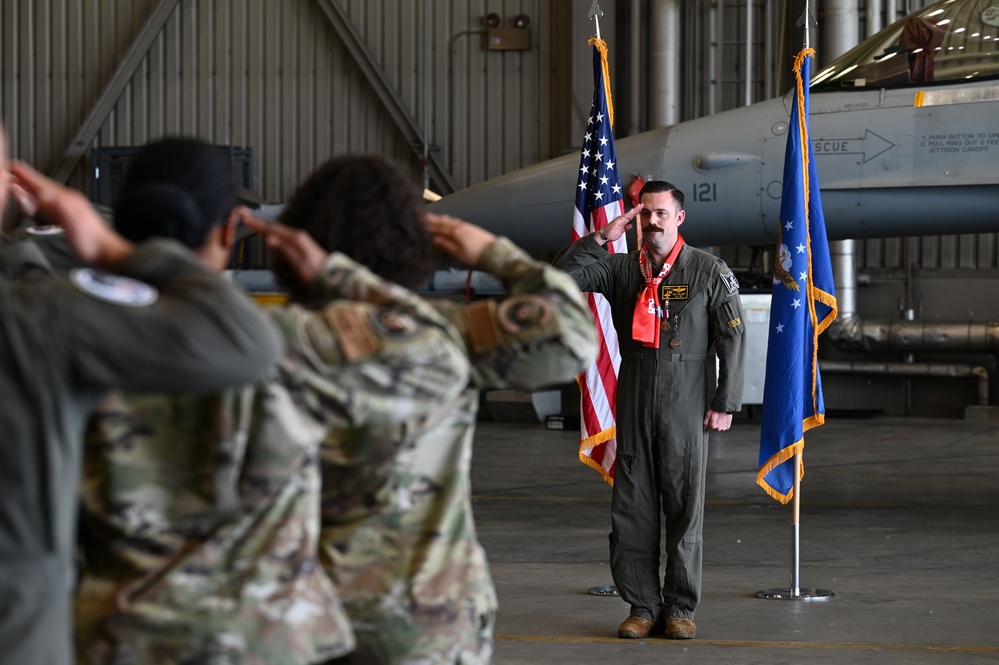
[426,153,582,253]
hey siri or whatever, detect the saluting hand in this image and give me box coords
[425,212,496,267]
[238,211,328,285]
[9,161,133,270]
[596,203,643,245]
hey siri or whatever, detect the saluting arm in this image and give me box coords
[428,215,598,390]
[451,238,599,390]
[551,233,617,296]
[6,160,282,394]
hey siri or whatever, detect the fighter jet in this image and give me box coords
[427,0,999,252]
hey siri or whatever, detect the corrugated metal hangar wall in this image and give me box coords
[3,0,944,203]
[2,0,996,416]
[0,0,579,202]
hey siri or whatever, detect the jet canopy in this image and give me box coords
[811,0,999,90]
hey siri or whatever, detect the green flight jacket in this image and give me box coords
[0,239,282,665]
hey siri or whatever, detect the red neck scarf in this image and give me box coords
[632,235,685,348]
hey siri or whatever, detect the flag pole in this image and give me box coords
[757,0,833,602]
[580,0,619,600]
[792,448,801,593]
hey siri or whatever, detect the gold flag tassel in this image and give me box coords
[587,37,614,128]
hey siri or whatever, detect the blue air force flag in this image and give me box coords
[757,48,838,504]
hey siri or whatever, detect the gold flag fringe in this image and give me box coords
[587,37,614,128]
[579,425,616,486]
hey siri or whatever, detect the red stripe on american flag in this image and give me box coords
[580,297,609,438]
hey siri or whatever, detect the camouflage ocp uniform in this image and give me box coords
[318,237,598,665]
[76,252,471,665]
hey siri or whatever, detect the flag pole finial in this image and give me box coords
[796,2,818,50]
[589,0,604,40]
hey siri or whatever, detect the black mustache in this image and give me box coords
[644,227,663,233]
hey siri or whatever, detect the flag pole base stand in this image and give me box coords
[587,585,619,596]
[755,588,835,601]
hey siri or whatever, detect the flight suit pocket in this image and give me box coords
[713,298,745,338]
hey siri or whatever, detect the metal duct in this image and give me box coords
[649,0,680,128]
[826,235,998,411]
[820,360,990,406]
[824,0,860,61]
[865,0,884,38]
[827,315,999,355]
[828,241,999,355]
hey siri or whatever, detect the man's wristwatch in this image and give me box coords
[598,227,608,241]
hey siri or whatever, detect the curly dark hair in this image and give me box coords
[115,137,237,249]
[278,155,432,291]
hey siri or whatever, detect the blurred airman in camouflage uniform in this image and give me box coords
[276,156,597,665]
[75,139,470,665]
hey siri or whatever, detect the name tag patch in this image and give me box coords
[660,284,688,301]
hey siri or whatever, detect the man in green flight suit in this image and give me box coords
[553,180,746,641]
[0,125,284,665]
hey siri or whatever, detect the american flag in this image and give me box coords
[572,37,626,485]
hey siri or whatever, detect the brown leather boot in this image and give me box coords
[617,614,656,638]
[666,616,696,639]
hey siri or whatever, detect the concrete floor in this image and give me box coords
[469,414,999,665]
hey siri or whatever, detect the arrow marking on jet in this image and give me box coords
[811,130,894,163]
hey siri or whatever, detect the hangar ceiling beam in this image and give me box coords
[51,0,181,183]
[312,0,457,195]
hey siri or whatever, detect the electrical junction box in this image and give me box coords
[487,27,530,51]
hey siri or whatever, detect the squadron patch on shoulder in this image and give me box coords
[24,224,65,237]
[70,268,159,307]
[720,271,740,294]
[497,295,553,335]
